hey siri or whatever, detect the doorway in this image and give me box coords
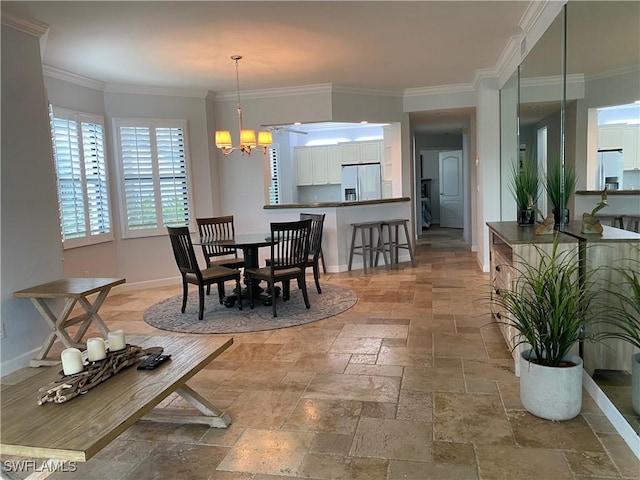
[439,150,463,228]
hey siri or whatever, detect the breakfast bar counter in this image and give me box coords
[264,197,412,272]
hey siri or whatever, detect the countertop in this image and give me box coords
[562,224,640,243]
[486,222,578,245]
[576,190,639,195]
[263,197,410,210]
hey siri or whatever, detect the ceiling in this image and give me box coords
[2,1,528,92]
[3,2,637,135]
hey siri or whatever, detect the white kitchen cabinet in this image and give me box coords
[598,125,623,150]
[311,148,329,184]
[296,147,313,186]
[341,144,361,164]
[622,126,640,170]
[327,146,342,184]
[340,141,382,165]
[598,124,640,171]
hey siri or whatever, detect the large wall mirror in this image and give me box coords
[501,1,640,439]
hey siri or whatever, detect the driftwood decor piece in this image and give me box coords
[581,189,608,234]
[37,345,162,405]
[526,194,555,235]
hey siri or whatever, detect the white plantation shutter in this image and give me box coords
[268,145,280,205]
[114,119,193,238]
[50,106,112,248]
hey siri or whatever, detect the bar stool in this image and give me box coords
[348,221,388,274]
[380,219,417,267]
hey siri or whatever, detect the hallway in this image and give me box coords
[3,243,638,479]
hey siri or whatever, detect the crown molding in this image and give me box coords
[520,73,584,89]
[1,12,48,37]
[331,86,403,98]
[403,83,475,99]
[104,83,208,98]
[214,84,333,101]
[586,64,640,83]
[43,65,106,91]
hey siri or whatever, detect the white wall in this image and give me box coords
[1,24,65,371]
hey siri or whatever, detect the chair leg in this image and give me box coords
[248,275,255,309]
[319,247,327,273]
[197,284,205,320]
[272,283,278,318]
[181,277,188,313]
[348,226,357,271]
[283,280,290,301]
[299,275,310,309]
[217,282,225,304]
[313,261,322,294]
[235,277,243,310]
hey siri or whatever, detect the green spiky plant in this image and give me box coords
[545,155,577,216]
[509,157,540,211]
[491,240,600,367]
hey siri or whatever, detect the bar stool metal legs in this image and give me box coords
[348,221,388,274]
[381,219,417,267]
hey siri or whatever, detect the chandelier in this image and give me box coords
[215,55,273,155]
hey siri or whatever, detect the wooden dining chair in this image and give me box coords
[245,219,312,317]
[167,226,242,320]
[196,216,245,270]
[300,213,326,293]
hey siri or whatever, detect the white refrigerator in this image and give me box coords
[341,163,381,201]
[597,149,624,190]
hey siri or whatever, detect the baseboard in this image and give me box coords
[1,346,41,375]
[111,276,181,294]
[583,371,640,460]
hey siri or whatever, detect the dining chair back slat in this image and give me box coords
[196,216,244,270]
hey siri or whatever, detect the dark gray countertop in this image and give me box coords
[263,197,410,209]
[486,222,578,245]
[562,224,640,243]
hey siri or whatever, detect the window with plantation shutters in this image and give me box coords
[49,106,112,249]
[268,144,281,205]
[114,119,193,238]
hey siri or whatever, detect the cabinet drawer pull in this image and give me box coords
[495,288,500,296]
[495,265,501,272]
[495,312,502,320]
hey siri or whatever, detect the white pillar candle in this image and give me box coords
[86,337,107,361]
[107,330,126,351]
[61,348,84,376]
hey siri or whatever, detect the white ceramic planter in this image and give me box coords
[632,353,640,416]
[520,349,583,421]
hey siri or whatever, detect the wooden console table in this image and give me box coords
[1,335,233,470]
[14,278,125,367]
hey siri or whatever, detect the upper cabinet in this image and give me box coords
[598,125,640,171]
[295,141,383,186]
[341,141,382,165]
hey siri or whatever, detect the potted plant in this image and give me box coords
[491,240,600,420]
[545,155,577,227]
[509,157,540,225]
[597,256,640,415]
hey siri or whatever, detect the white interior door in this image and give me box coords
[439,150,463,228]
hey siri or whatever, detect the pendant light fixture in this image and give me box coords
[215,55,273,155]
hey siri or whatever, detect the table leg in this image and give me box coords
[29,298,83,367]
[73,288,113,339]
[222,246,278,307]
[142,384,231,428]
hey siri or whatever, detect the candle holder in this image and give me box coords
[38,344,162,405]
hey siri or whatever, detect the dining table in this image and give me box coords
[194,233,279,307]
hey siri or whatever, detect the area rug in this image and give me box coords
[143,284,357,334]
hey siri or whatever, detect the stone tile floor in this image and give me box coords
[2,237,639,479]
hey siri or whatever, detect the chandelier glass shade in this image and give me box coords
[215,55,273,155]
